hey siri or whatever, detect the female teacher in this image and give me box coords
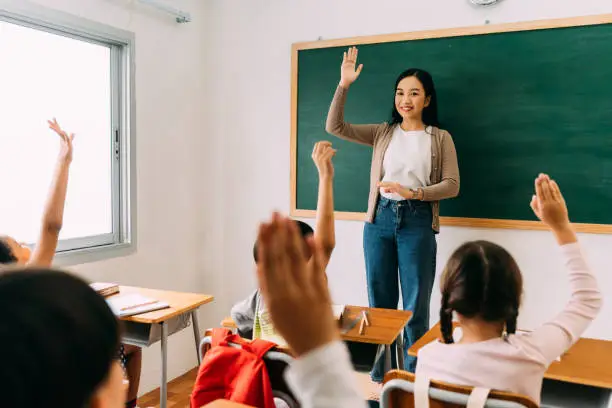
[325,47,460,379]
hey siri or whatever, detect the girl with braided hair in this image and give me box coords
[416,174,602,406]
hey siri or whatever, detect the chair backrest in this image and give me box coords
[199,331,299,408]
[381,371,538,408]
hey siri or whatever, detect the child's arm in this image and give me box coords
[28,119,74,267]
[524,175,602,364]
[312,142,336,267]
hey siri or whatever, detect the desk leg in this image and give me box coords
[191,309,202,365]
[606,390,612,408]
[160,321,168,408]
[396,334,405,370]
[384,345,392,373]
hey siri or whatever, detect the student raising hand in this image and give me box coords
[312,141,336,179]
[530,174,576,245]
[48,118,75,163]
[256,212,337,356]
[255,212,366,408]
[0,118,74,267]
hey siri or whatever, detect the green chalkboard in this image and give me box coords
[292,18,612,231]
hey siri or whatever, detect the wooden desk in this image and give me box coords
[114,286,214,408]
[221,305,412,372]
[341,306,411,344]
[409,323,612,408]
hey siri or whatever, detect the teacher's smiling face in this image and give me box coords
[394,75,431,122]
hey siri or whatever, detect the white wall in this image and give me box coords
[204,0,612,342]
[16,0,213,395]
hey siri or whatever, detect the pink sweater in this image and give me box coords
[416,243,602,405]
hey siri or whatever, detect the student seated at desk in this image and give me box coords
[231,141,337,343]
[0,268,126,407]
[416,174,603,406]
[255,212,366,408]
[0,119,142,408]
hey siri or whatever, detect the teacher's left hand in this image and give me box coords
[378,181,414,199]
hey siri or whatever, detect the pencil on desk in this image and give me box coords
[362,310,370,326]
[359,318,366,335]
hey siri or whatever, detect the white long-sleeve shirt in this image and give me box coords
[416,243,602,405]
[285,341,368,408]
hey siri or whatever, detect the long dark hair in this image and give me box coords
[439,241,522,344]
[390,68,439,127]
[0,268,120,407]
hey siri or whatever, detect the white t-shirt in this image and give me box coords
[380,126,432,200]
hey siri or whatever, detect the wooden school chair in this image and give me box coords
[381,370,538,408]
[199,330,299,408]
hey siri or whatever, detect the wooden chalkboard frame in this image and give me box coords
[290,14,612,234]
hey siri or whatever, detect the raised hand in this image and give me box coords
[312,141,336,179]
[48,118,75,163]
[530,174,570,230]
[256,213,338,356]
[340,46,363,88]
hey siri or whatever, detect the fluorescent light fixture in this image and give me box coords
[137,0,191,23]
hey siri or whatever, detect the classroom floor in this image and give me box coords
[138,368,381,407]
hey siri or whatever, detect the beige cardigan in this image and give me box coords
[325,85,460,232]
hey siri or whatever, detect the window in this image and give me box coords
[0,3,135,263]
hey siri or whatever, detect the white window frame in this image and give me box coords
[0,1,137,265]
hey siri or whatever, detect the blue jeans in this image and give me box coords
[364,197,437,381]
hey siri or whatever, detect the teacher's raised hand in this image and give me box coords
[340,46,363,89]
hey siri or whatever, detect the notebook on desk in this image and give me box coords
[106,293,170,317]
[90,282,120,297]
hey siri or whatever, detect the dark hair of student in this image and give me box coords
[390,68,440,128]
[253,220,314,263]
[0,238,17,264]
[439,241,523,344]
[0,268,120,408]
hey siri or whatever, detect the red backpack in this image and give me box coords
[191,328,277,408]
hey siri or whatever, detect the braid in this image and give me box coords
[440,295,454,344]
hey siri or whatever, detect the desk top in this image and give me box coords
[115,286,214,324]
[409,322,612,389]
[341,306,412,345]
[221,305,412,346]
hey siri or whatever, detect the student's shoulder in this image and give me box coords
[505,332,549,364]
[230,289,260,314]
[417,338,446,358]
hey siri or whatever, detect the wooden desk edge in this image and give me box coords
[121,295,215,324]
[544,373,612,390]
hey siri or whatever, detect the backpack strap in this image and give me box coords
[466,387,490,408]
[414,375,430,408]
[247,338,279,359]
